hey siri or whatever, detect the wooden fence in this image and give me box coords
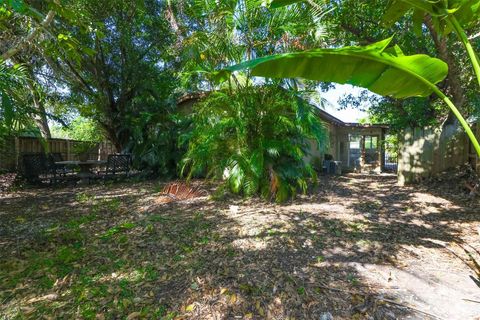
[398,122,479,185]
[0,136,116,172]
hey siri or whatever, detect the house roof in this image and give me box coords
[177,92,389,130]
[315,107,389,129]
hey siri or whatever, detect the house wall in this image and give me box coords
[336,126,385,171]
[304,121,343,168]
[305,123,386,172]
[397,123,475,185]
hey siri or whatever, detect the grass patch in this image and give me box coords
[100,222,136,240]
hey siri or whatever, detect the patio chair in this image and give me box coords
[47,152,70,176]
[22,153,57,184]
[98,154,132,180]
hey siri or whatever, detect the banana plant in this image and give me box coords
[382,0,480,88]
[221,37,480,157]
[235,0,480,158]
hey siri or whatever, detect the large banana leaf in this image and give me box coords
[225,38,448,99]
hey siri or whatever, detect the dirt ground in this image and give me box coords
[1,173,480,319]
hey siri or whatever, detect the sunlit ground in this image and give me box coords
[1,174,479,319]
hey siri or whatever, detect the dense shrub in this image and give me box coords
[181,85,327,202]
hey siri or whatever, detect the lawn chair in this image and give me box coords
[99,154,132,180]
[22,153,57,184]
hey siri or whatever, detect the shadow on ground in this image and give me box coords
[0,174,479,319]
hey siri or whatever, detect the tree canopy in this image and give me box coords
[1,0,479,177]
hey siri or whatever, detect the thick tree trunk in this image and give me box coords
[26,77,51,139]
[31,98,52,139]
[102,123,123,153]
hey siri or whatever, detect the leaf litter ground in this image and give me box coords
[1,173,479,319]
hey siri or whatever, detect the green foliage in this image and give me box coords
[0,61,30,136]
[125,109,188,176]
[100,222,136,240]
[366,97,444,132]
[231,1,480,156]
[383,0,480,35]
[46,0,177,151]
[227,37,448,98]
[72,140,97,156]
[50,116,103,142]
[383,0,480,90]
[269,0,304,7]
[176,0,327,90]
[181,85,327,202]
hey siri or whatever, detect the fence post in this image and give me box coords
[67,140,71,160]
[14,137,20,171]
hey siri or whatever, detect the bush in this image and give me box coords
[181,85,327,202]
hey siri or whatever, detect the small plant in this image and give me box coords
[100,222,135,240]
[72,141,97,161]
[76,192,95,203]
[297,286,306,295]
[347,273,360,286]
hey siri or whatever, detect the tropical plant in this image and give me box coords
[125,109,189,177]
[1,0,65,138]
[224,0,480,158]
[1,0,58,61]
[34,0,176,152]
[0,60,30,136]
[181,85,327,202]
[174,0,328,91]
[382,0,480,87]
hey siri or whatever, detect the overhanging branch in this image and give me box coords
[1,2,59,61]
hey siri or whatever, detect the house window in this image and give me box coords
[365,136,378,149]
[349,135,361,149]
[348,135,361,168]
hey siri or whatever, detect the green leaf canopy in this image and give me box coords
[226,38,448,98]
[269,0,303,8]
[383,0,480,34]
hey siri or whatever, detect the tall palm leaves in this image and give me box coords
[181,86,327,202]
[175,0,327,89]
[0,61,28,135]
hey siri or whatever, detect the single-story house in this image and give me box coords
[177,92,392,174]
[307,109,390,173]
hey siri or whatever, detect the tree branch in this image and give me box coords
[1,3,58,61]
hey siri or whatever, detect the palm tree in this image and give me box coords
[173,0,328,91]
[181,85,327,202]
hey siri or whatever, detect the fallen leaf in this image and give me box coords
[27,294,58,304]
[20,306,36,315]
[127,312,141,320]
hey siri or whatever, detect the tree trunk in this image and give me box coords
[26,78,51,139]
[425,16,465,124]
